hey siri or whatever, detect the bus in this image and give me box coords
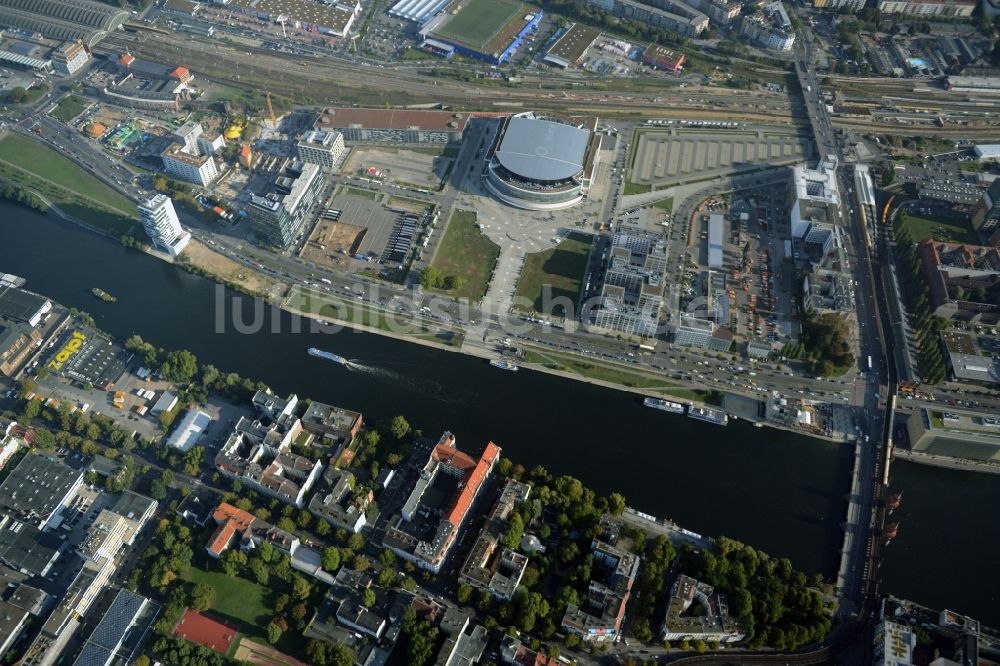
[638,343,655,352]
[320,278,332,285]
[867,355,872,371]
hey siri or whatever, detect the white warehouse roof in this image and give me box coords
[388,0,451,23]
[974,144,1000,160]
[166,409,212,452]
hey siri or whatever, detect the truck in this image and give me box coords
[867,355,872,371]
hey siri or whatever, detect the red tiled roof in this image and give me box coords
[443,442,500,528]
[119,53,134,66]
[212,502,255,529]
[169,66,190,79]
[207,523,238,556]
[207,502,255,556]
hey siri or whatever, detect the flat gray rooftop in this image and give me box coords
[494,116,589,183]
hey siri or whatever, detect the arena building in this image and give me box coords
[0,0,129,48]
[484,112,601,211]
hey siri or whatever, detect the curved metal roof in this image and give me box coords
[0,0,128,46]
[494,116,589,183]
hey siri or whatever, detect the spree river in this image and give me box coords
[1,202,997,625]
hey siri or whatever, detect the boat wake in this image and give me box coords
[339,360,474,406]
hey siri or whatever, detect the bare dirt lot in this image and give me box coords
[300,220,365,271]
[343,146,443,189]
[182,239,283,297]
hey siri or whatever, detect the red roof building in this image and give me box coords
[168,66,191,82]
[383,433,501,574]
[206,502,255,557]
[118,53,135,66]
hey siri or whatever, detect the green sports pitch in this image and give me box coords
[433,0,523,50]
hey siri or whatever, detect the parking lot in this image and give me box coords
[301,191,414,270]
[630,126,813,188]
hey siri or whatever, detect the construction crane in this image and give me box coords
[266,91,276,126]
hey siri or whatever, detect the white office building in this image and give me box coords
[161,144,218,186]
[138,195,190,255]
[52,41,90,76]
[296,130,346,169]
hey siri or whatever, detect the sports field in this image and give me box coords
[435,0,522,49]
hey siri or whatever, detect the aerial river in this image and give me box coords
[1,202,997,624]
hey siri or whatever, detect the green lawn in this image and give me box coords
[624,181,652,195]
[185,566,272,637]
[344,187,380,201]
[430,209,500,300]
[514,232,592,316]
[400,47,439,62]
[524,348,713,399]
[900,212,978,244]
[0,135,135,235]
[50,95,89,123]
[434,0,521,48]
[651,196,674,212]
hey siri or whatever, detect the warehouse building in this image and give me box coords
[0,0,129,47]
[315,107,468,144]
[542,23,601,68]
[228,0,360,37]
[0,451,84,530]
[0,287,52,327]
[639,44,685,75]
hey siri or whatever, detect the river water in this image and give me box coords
[1,202,997,624]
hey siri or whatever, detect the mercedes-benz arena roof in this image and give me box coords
[494,115,589,183]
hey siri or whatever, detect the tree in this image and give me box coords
[266,621,283,645]
[456,584,473,604]
[33,428,55,450]
[389,415,411,440]
[149,479,167,501]
[251,558,270,585]
[292,575,312,601]
[378,567,397,588]
[322,547,341,572]
[607,492,626,516]
[347,533,365,551]
[9,87,31,104]
[379,548,396,567]
[443,274,465,291]
[23,399,41,420]
[421,266,443,289]
[161,350,199,384]
[351,554,370,572]
[362,588,376,608]
[191,583,214,611]
[504,512,524,550]
[220,549,247,576]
